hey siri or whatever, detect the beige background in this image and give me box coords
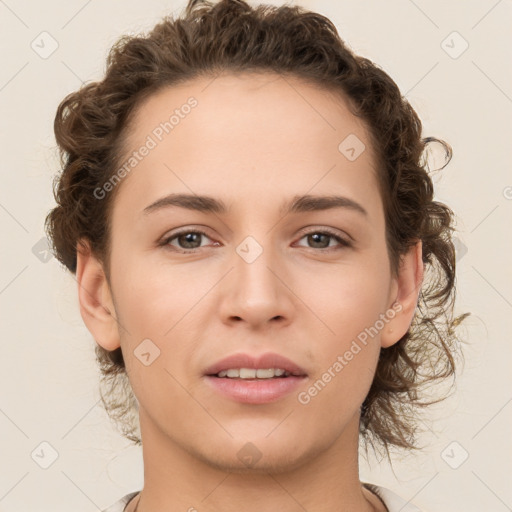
[0,1,511,511]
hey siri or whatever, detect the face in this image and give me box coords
[90,72,406,472]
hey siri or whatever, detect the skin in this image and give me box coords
[76,72,423,512]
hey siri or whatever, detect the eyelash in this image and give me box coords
[159,228,351,253]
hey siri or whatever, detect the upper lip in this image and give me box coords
[204,352,308,377]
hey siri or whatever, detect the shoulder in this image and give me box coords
[101,491,140,512]
[363,482,424,512]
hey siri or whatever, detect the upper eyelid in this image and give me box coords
[162,227,214,242]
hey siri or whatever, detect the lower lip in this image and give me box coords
[204,375,307,404]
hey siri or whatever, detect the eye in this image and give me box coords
[295,229,351,251]
[161,229,217,252]
[159,227,351,253]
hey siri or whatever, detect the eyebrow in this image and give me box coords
[142,193,368,217]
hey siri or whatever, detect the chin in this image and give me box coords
[194,436,316,475]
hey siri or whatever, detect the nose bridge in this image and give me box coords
[234,233,279,302]
[220,232,293,325]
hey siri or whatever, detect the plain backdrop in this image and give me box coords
[0,1,511,511]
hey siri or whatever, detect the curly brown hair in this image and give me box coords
[45,0,468,459]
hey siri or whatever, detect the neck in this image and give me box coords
[130,409,384,512]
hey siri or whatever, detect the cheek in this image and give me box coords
[306,259,391,339]
[111,252,207,335]
[297,269,387,411]
[300,258,390,386]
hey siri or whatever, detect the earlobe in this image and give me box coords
[75,239,121,351]
[381,241,424,349]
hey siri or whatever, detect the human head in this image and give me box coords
[45,0,466,460]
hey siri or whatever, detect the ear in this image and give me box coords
[75,239,121,351]
[380,240,424,349]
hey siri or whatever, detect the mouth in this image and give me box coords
[203,352,308,404]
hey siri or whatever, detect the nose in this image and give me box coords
[217,237,295,330]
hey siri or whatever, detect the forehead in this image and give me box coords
[112,71,381,220]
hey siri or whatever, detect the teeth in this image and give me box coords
[216,368,290,379]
